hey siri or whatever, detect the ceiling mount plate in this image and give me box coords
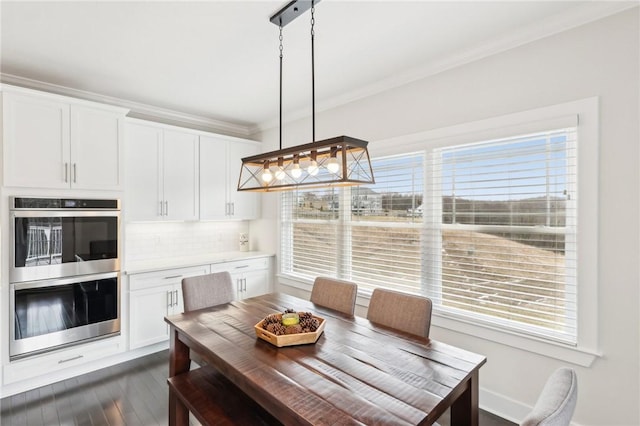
[269,0,322,27]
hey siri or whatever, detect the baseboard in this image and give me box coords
[480,387,530,424]
[480,387,584,426]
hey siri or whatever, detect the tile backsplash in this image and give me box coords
[124,221,249,263]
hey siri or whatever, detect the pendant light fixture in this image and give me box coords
[237,0,375,192]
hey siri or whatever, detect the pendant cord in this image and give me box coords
[311,3,315,143]
[279,25,283,150]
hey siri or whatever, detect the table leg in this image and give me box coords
[450,369,480,426]
[168,327,191,426]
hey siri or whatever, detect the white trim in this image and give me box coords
[0,73,253,138]
[278,97,600,366]
[251,3,634,134]
[432,314,599,367]
[1,82,129,115]
[124,116,259,145]
[479,386,586,426]
[480,386,530,425]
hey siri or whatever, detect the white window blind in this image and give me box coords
[281,127,577,344]
[350,154,424,292]
[427,128,577,343]
[281,187,340,278]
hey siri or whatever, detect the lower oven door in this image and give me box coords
[10,271,120,359]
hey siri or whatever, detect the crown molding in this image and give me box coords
[0,73,253,138]
[250,2,638,136]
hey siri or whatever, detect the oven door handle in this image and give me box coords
[10,271,119,290]
[11,210,120,218]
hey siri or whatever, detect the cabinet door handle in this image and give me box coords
[159,201,164,216]
[165,201,169,216]
[235,265,249,269]
[243,278,247,292]
[231,202,235,216]
[174,290,179,307]
[58,355,83,364]
[164,275,182,280]
[64,163,69,183]
[225,202,230,216]
[73,163,77,183]
[167,290,173,307]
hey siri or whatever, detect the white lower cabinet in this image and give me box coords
[210,257,271,300]
[3,336,123,385]
[128,265,209,349]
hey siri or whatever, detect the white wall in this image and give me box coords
[252,8,640,426]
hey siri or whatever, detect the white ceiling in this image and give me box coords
[1,1,635,136]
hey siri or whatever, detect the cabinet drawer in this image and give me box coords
[129,265,210,291]
[3,336,123,384]
[210,257,269,273]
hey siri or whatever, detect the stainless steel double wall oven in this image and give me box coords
[9,197,121,359]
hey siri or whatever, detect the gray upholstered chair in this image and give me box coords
[366,288,432,338]
[521,367,578,426]
[181,271,235,312]
[310,277,358,316]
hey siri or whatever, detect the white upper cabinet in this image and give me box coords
[200,135,260,220]
[163,129,199,221]
[70,105,123,189]
[2,86,127,190]
[125,120,199,222]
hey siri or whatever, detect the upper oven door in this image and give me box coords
[11,209,120,282]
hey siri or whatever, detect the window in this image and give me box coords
[280,99,598,359]
[426,130,577,344]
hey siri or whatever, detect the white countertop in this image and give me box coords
[123,251,274,275]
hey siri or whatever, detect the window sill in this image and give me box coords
[277,273,600,367]
[432,312,601,367]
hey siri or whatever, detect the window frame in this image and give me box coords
[277,97,600,366]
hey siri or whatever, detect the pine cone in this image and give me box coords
[298,312,313,321]
[300,317,320,333]
[262,314,281,329]
[266,323,286,336]
[284,324,303,334]
[284,308,296,314]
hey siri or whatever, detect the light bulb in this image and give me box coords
[291,163,302,179]
[275,168,286,180]
[261,168,273,183]
[308,160,319,176]
[327,157,340,174]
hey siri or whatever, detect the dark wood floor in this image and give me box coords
[1,350,516,426]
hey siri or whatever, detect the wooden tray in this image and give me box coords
[254,314,325,347]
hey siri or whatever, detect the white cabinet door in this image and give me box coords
[128,265,209,349]
[125,121,199,222]
[227,141,260,220]
[2,87,126,190]
[163,129,199,221]
[210,257,271,300]
[3,92,70,188]
[70,105,123,190]
[199,135,228,220]
[242,269,270,299]
[125,122,163,221]
[129,284,174,349]
[200,136,260,220]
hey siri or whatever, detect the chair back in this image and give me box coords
[310,277,358,316]
[182,271,235,312]
[521,367,578,426]
[367,288,432,338]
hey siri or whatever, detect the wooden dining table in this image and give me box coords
[165,292,486,426]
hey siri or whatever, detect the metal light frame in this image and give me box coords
[237,0,375,192]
